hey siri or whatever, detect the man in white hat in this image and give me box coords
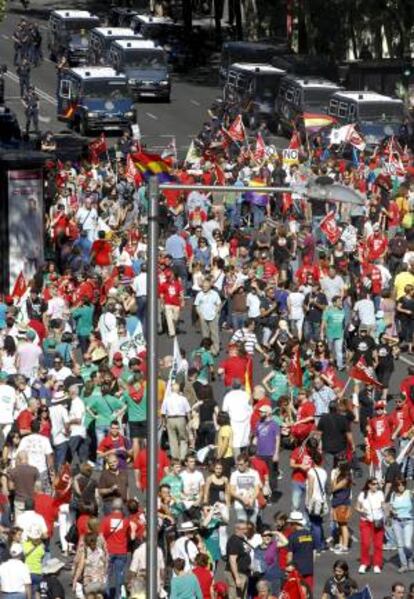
[170,521,199,572]
[0,543,32,599]
[286,511,315,591]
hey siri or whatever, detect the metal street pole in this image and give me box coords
[146,176,160,599]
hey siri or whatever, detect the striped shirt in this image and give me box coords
[231,328,258,355]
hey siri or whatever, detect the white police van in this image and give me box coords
[48,10,100,63]
[57,67,135,135]
[275,75,342,135]
[328,90,406,145]
[109,39,170,101]
[89,27,143,64]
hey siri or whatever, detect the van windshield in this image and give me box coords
[358,102,404,121]
[256,74,281,98]
[123,49,166,69]
[303,87,338,109]
[82,80,129,98]
[64,19,98,32]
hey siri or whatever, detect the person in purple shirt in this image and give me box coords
[254,404,280,499]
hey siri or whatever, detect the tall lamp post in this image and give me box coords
[145,177,364,599]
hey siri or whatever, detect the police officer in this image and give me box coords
[16,58,31,98]
[12,23,24,65]
[23,86,40,134]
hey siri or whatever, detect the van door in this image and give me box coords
[57,78,73,120]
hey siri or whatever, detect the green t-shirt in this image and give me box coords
[89,393,124,427]
[79,363,98,383]
[191,348,214,384]
[82,387,101,428]
[72,305,95,336]
[123,386,147,423]
[160,473,184,501]
[268,370,289,402]
[323,306,345,340]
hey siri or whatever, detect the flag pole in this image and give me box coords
[147,176,159,599]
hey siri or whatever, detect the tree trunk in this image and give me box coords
[214,0,223,45]
[234,0,243,39]
[182,0,192,32]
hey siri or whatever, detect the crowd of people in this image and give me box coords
[0,93,414,599]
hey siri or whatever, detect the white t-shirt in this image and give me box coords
[69,396,86,438]
[16,343,43,379]
[16,510,48,541]
[180,469,204,499]
[0,558,31,592]
[289,291,305,320]
[49,366,72,383]
[306,466,328,503]
[0,383,17,424]
[47,297,66,320]
[130,543,165,592]
[229,468,261,510]
[49,404,69,445]
[354,299,376,326]
[246,292,261,318]
[357,490,385,521]
[170,536,198,572]
[18,433,53,473]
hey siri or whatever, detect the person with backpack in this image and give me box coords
[190,338,215,385]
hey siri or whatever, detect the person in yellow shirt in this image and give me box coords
[394,261,414,300]
[395,185,410,217]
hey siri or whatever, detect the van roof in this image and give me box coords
[231,63,286,74]
[331,90,403,103]
[133,15,174,24]
[70,67,126,80]
[51,10,99,20]
[112,39,157,50]
[92,27,139,37]
[285,76,340,89]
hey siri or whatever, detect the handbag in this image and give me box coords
[308,467,328,517]
[373,518,384,529]
[65,523,79,545]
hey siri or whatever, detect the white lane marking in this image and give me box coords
[2,34,9,39]
[45,58,54,63]
[5,95,23,100]
[5,71,57,105]
[39,115,51,123]
[190,99,200,106]
[145,112,158,120]
[400,355,414,367]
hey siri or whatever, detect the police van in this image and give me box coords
[57,67,135,135]
[219,41,289,85]
[88,27,142,65]
[130,14,177,42]
[48,10,100,64]
[224,63,286,129]
[328,90,406,146]
[109,39,170,101]
[275,75,342,135]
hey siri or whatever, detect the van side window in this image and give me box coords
[329,99,338,116]
[59,79,71,98]
[294,88,300,106]
[285,86,294,102]
[338,102,348,118]
[349,103,356,119]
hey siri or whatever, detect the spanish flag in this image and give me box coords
[131,150,173,183]
[303,112,337,133]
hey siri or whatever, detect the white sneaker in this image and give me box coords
[358,565,367,574]
[373,566,381,574]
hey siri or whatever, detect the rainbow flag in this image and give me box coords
[131,151,173,183]
[244,178,268,207]
[303,112,337,133]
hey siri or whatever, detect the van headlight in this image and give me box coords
[159,80,169,86]
[87,111,99,117]
[125,111,134,118]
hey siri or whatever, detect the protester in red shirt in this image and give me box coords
[97,421,133,471]
[100,498,130,599]
[193,553,213,599]
[289,391,316,444]
[366,225,388,261]
[159,271,184,337]
[134,446,170,491]
[290,438,319,511]
[388,396,414,440]
[218,343,250,389]
[91,231,112,267]
[366,402,393,451]
[16,399,38,436]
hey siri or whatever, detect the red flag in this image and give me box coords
[12,271,27,299]
[289,129,301,150]
[281,192,293,213]
[88,133,108,164]
[288,347,303,388]
[319,211,341,244]
[214,163,226,185]
[226,114,246,143]
[253,132,266,161]
[349,357,383,388]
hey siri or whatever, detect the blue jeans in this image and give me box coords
[232,313,247,331]
[107,554,128,599]
[69,435,89,463]
[251,204,265,227]
[392,518,413,567]
[303,320,321,342]
[308,513,326,551]
[291,481,306,511]
[54,441,69,470]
